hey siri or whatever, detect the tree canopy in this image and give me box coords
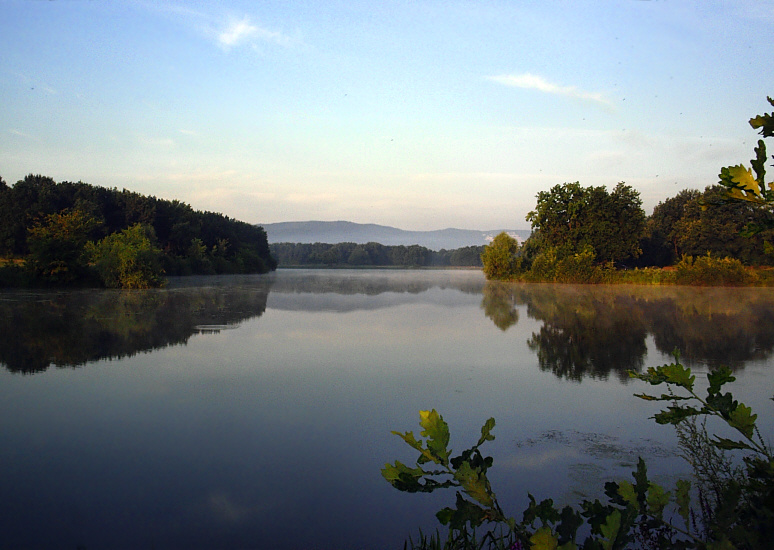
[526,182,646,265]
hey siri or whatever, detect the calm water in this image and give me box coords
[1,269,773,549]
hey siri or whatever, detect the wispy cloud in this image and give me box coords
[136,2,300,52]
[217,16,297,50]
[487,73,613,108]
[9,129,33,139]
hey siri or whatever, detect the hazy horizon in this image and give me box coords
[260,219,532,232]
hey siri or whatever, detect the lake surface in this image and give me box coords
[1,269,773,549]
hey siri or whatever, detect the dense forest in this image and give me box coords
[270,241,485,267]
[0,174,276,287]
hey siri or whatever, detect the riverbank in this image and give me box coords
[498,253,774,286]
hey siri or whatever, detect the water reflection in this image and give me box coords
[481,282,774,380]
[480,282,520,331]
[4,270,774,379]
[0,275,273,373]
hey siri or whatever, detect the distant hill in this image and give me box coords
[260,221,530,251]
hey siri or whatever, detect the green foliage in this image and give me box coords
[522,246,611,283]
[383,409,509,537]
[637,184,774,268]
[717,97,774,235]
[86,223,165,289]
[525,246,558,282]
[674,253,755,286]
[270,241,485,268]
[385,356,774,549]
[630,353,774,547]
[553,248,611,284]
[481,232,521,280]
[644,190,702,266]
[0,175,276,283]
[26,208,100,284]
[526,182,646,265]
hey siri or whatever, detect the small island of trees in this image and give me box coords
[0,175,276,288]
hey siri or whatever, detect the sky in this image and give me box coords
[1,0,773,231]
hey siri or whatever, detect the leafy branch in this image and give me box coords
[630,352,770,457]
[384,355,774,549]
[382,410,511,533]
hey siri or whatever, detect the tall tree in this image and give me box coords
[647,189,702,264]
[526,182,646,264]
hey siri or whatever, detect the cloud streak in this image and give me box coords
[217,16,296,50]
[488,73,612,108]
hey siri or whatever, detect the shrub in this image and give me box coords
[481,233,521,280]
[87,224,164,289]
[525,247,558,282]
[554,248,611,284]
[674,253,756,286]
[26,208,100,284]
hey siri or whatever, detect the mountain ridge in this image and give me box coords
[260,221,530,251]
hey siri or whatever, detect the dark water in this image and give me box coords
[1,269,773,549]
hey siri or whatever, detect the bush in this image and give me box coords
[674,253,756,286]
[87,224,164,288]
[554,248,611,284]
[481,233,521,280]
[525,247,558,282]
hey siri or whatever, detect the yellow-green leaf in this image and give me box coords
[646,483,670,516]
[729,403,758,439]
[617,481,637,507]
[724,164,765,203]
[454,460,494,507]
[419,409,450,465]
[529,526,559,550]
[599,510,622,550]
[659,363,695,390]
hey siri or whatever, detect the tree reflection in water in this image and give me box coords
[0,275,273,374]
[481,282,774,381]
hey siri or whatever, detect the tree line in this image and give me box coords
[270,241,485,267]
[484,182,774,282]
[0,174,276,287]
[482,97,774,282]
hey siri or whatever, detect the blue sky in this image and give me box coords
[2,0,773,230]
